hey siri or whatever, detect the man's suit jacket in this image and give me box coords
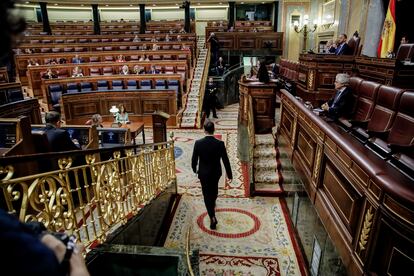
[335,43,351,55]
[43,124,79,152]
[192,136,232,181]
[327,86,353,119]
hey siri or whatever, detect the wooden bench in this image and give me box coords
[21,33,196,44]
[43,74,182,112]
[16,50,193,85]
[0,82,24,105]
[0,97,41,124]
[27,60,189,98]
[60,89,177,127]
[0,116,36,157]
[31,124,99,150]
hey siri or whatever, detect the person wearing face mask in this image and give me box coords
[204,77,219,119]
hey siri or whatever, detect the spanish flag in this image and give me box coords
[377,0,396,58]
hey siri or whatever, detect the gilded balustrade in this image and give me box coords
[0,141,176,248]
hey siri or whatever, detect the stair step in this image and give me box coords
[254,170,279,183]
[254,134,274,146]
[254,182,282,193]
[254,157,277,170]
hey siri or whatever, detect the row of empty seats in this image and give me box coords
[28,36,193,44]
[20,43,193,54]
[48,79,180,106]
[340,77,414,175]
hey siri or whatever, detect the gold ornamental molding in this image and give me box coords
[0,140,176,248]
[358,206,374,252]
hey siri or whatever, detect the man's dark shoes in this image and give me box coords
[210,217,218,230]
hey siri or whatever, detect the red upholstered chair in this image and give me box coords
[353,85,404,141]
[396,44,414,61]
[90,68,101,76]
[104,56,114,62]
[349,80,380,124]
[368,91,414,171]
[89,56,100,62]
[103,67,113,75]
[348,77,364,115]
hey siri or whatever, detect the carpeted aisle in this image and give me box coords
[164,104,305,276]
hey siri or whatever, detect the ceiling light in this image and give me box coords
[81,4,84,6]
[219,2,223,4]
[262,1,265,3]
[54,3,58,5]
[241,2,244,4]
[175,3,178,5]
[25,1,30,3]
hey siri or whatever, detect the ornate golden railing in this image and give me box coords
[0,141,176,248]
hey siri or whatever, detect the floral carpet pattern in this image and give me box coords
[163,104,304,275]
[164,196,302,276]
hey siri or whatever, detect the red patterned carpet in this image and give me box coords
[160,104,305,275]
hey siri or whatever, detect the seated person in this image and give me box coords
[42,68,58,79]
[85,114,103,128]
[139,44,147,50]
[176,35,182,42]
[325,40,336,53]
[120,65,129,75]
[115,104,129,124]
[72,54,83,64]
[43,111,80,152]
[148,65,159,74]
[150,36,158,43]
[72,66,83,77]
[179,28,186,34]
[58,57,67,64]
[27,58,39,67]
[335,34,351,55]
[169,29,175,34]
[133,65,145,74]
[133,35,141,42]
[165,34,171,42]
[152,43,159,51]
[116,54,125,62]
[228,26,234,32]
[321,73,353,119]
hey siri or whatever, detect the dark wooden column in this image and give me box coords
[228,1,235,29]
[139,4,146,34]
[39,2,51,35]
[273,1,279,32]
[184,1,190,33]
[92,4,100,35]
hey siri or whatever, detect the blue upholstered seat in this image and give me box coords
[139,80,152,90]
[97,80,109,91]
[66,83,79,93]
[112,80,124,90]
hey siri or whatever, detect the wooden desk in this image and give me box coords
[61,90,177,127]
[16,50,192,86]
[297,53,355,105]
[102,120,145,145]
[206,32,283,53]
[239,79,277,134]
[279,89,414,275]
[355,56,414,88]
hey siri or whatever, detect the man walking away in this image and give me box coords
[191,121,232,230]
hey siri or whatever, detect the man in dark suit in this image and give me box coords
[321,73,353,119]
[43,111,80,152]
[192,120,232,230]
[204,77,219,118]
[335,34,351,55]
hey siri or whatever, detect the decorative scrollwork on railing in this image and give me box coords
[0,140,176,248]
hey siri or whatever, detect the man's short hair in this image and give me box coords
[204,120,215,134]
[335,73,350,86]
[45,111,61,124]
[341,33,348,39]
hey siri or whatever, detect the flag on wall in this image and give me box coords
[377,0,396,58]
